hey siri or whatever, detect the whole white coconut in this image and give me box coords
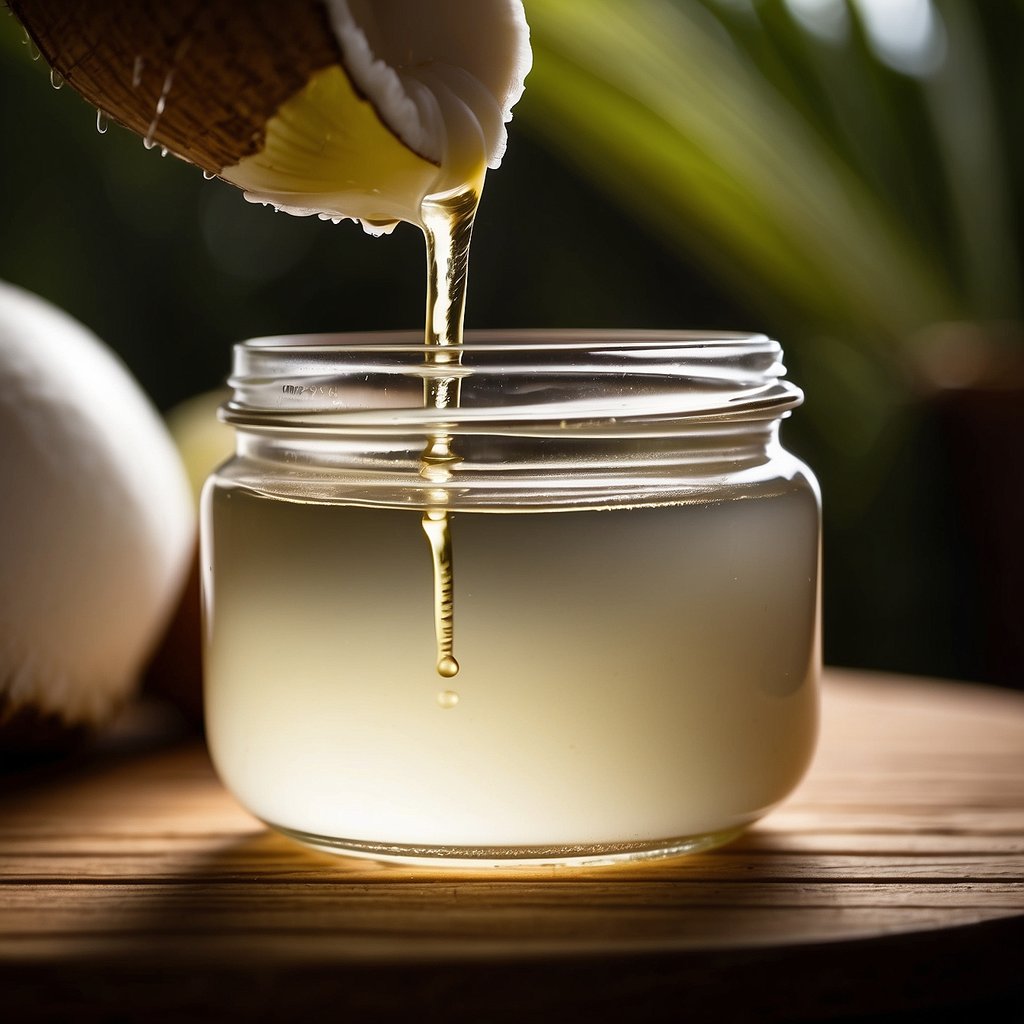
[0,281,195,750]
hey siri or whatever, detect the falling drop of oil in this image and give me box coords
[49,67,64,90]
[132,56,144,88]
[95,110,108,134]
[438,659,460,679]
[437,689,459,709]
[160,146,169,158]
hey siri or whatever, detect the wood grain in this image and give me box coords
[1,669,1022,1021]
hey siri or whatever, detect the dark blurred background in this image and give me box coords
[1,0,1021,688]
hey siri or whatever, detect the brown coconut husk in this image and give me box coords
[9,0,342,172]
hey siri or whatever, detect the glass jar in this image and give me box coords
[201,330,821,867]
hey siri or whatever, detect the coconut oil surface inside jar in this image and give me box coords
[202,333,822,866]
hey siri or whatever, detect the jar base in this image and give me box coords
[269,822,747,868]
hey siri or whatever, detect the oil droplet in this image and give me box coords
[132,56,144,88]
[437,656,460,679]
[24,32,40,61]
[95,110,108,134]
[203,170,216,180]
[49,67,64,90]
[437,689,459,709]
[160,146,169,158]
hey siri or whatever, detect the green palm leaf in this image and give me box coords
[523,0,982,348]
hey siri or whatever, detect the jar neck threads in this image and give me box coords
[219,331,804,509]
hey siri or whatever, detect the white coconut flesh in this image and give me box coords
[220,0,532,231]
[0,282,195,729]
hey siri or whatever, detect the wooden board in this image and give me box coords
[1,669,1022,1022]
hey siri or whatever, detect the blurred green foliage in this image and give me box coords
[537,0,1019,319]
[525,0,1021,459]
[0,1,1020,686]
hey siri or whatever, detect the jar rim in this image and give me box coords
[240,328,770,353]
[224,329,802,432]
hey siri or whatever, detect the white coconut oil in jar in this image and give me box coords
[201,330,821,866]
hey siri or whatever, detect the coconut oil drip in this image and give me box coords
[418,184,481,681]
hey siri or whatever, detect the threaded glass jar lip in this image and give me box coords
[240,328,768,352]
[224,329,802,432]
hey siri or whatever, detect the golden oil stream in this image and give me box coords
[418,183,482,682]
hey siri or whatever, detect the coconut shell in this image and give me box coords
[9,0,342,172]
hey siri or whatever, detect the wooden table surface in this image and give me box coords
[1,669,1022,1022]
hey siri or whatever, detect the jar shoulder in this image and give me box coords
[205,443,820,514]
